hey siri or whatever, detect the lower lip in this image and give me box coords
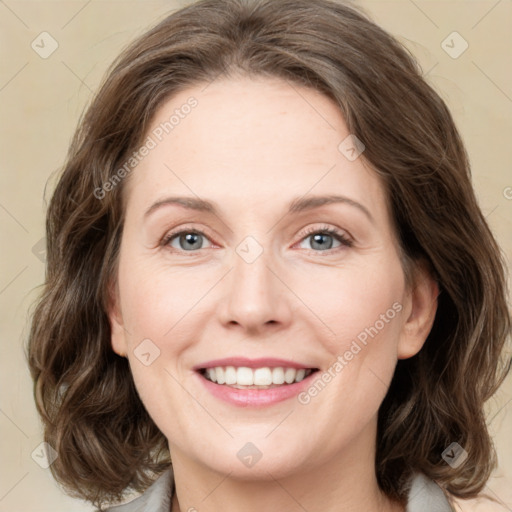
[195,370,318,407]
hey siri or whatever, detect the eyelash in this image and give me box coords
[161,224,353,255]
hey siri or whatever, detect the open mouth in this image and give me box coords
[197,366,320,389]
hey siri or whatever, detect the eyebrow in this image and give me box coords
[144,194,374,223]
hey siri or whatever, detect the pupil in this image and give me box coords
[182,233,201,250]
[312,233,332,250]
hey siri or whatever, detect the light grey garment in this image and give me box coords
[405,472,455,512]
[101,469,174,512]
[101,467,454,512]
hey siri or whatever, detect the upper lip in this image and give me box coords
[192,357,318,371]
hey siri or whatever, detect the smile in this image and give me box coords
[199,366,318,388]
[195,365,320,407]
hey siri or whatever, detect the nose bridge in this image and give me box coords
[220,234,290,330]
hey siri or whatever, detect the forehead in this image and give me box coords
[123,76,389,223]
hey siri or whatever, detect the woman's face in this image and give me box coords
[109,76,436,479]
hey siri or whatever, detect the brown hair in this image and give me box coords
[26,0,511,509]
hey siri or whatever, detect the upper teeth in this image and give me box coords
[204,366,313,386]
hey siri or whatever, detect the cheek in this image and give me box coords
[119,257,214,343]
[117,259,218,408]
[302,256,405,357]
[296,261,405,443]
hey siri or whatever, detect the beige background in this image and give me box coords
[0,1,511,511]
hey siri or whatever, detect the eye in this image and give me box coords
[297,225,353,252]
[162,229,212,253]
[161,224,353,254]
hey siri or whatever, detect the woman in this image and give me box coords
[26,0,511,511]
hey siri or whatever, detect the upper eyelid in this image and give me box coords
[301,224,351,238]
[163,224,216,242]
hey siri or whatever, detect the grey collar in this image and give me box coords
[405,472,454,512]
[103,469,174,512]
[103,467,453,511]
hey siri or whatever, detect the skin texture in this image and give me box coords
[108,76,439,512]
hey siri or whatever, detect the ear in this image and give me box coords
[397,260,439,360]
[107,278,128,358]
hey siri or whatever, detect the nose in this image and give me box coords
[217,244,293,334]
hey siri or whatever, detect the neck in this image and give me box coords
[168,418,405,512]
